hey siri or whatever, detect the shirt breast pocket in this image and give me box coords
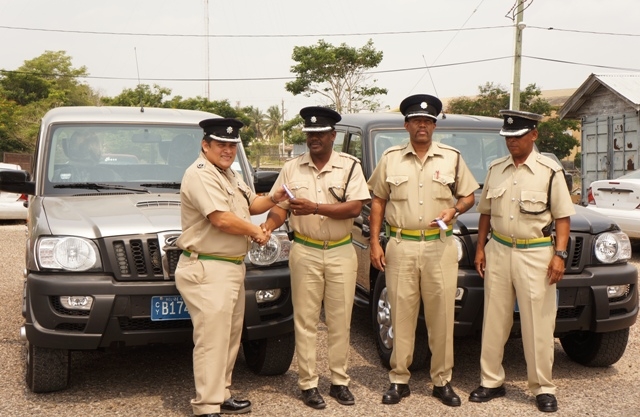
[432,174,454,200]
[328,181,346,203]
[288,181,310,200]
[519,190,548,215]
[486,187,506,217]
[386,175,409,201]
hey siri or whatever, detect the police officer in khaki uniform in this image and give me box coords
[262,106,370,409]
[469,110,575,413]
[368,94,479,407]
[176,118,288,417]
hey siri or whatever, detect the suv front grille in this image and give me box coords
[104,233,182,281]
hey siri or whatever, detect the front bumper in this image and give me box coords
[454,262,638,337]
[23,264,293,350]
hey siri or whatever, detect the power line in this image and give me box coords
[1,22,638,40]
[0,24,512,38]
[3,55,637,85]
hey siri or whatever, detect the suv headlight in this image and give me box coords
[37,237,102,271]
[594,231,632,264]
[247,231,291,266]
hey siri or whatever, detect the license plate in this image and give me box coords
[514,290,559,313]
[151,295,191,321]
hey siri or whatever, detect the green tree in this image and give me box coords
[101,84,171,107]
[447,82,579,159]
[0,51,97,152]
[263,105,284,143]
[285,39,387,113]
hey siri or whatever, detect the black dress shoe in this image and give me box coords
[329,384,355,405]
[432,382,461,407]
[195,414,221,417]
[301,387,326,409]
[220,397,252,414]
[536,393,558,412]
[469,385,506,403]
[382,383,411,404]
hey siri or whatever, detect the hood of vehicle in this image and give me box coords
[455,204,619,235]
[40,194,267,238]
[41,195,182,238]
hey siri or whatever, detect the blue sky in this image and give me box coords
[1,0,639,117]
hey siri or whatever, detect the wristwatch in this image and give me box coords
[554,250,568,259]
[452,206,460,218]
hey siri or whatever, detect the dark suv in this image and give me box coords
[334,112,638,370]
[0,106,295,393]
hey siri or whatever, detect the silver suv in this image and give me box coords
[0,106,295,392]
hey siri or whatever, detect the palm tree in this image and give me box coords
[263,105,283,143]
[245,106,265,142]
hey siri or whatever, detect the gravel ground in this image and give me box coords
[0,222,638,417]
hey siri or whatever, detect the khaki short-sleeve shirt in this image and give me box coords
[271,151,370,241]
[177,153,257,256]
[368,142,479,230]
[477,151,575,238]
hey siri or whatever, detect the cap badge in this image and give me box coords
[420,102,427,109]
[226,126,233,134]
[507,117,514,125]
[311,116,317,123]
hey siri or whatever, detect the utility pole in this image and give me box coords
[204,0,210,100]
[510,1,526,110]
[281,99,286,157]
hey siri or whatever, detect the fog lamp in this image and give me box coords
[255,289,282,303]
[607,285,630,299]
[60,296,94,310]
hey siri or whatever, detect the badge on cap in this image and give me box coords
[311,116,317,123]
[227,126,233,134]
[420,102,427,109]
[507,117,514,125]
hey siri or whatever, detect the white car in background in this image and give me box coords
[587,170,640,238]
[0,162,28,220]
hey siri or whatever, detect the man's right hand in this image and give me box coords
[370,243,386,272]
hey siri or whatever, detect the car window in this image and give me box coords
[345,132,363,160]
[371,129,508,184]
[43,124,248,193]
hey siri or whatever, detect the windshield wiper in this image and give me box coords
[140,182,181,189]
[53,183,151,193]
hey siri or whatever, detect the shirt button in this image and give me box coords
[513,181,517,185]
[318,189,321,193]
[419,183,423,187]
[419,201,423,205]
[317,175,321,179]
[512,197,515,201]
[419,216,423,221]
[510,215,514,219]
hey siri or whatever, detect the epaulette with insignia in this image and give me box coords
[536,153,563,172]
[339,152,361,163]
[436,142,460,154]
[382,144,405,156]
[488,155,510,169]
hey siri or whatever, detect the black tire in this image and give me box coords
[243,332,295,376]
[371,272,430,371]
[560,328,630,367]
[25,341,70,393]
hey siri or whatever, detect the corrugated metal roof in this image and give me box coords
[559,73,640,119]
[594,73,640,104]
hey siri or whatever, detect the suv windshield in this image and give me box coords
[44,123,246,193]
[372,128,510,184]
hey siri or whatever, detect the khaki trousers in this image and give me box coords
[175,254,245,415]
[384,236,458,386]
[480,239,557,395]
[289,242,357,390]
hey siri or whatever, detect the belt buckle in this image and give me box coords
[323,241,329,250]
[511,237,517,248]
[420,230,425,241]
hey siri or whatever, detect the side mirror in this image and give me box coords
[254,170,279,194]
[0,169,35,195]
